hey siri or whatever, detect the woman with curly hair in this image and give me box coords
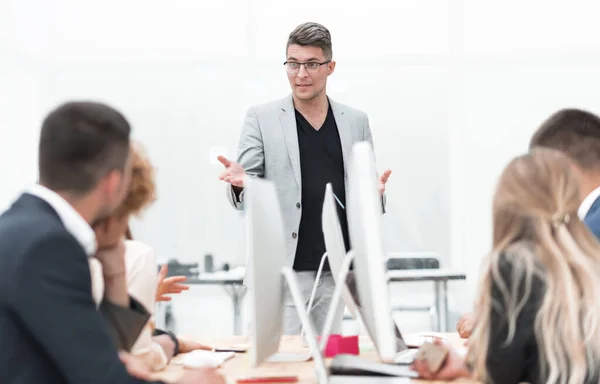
[91,143,210,372]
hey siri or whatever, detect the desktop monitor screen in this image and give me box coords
[322,183,360,320]
[346,141,397,362]
[245,177,286,367]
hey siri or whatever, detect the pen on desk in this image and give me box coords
[332,192,345,210]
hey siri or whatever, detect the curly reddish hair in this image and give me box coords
[116,142,157,219]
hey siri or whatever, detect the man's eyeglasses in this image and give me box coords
[283,61,331,73]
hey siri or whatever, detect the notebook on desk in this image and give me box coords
[329,354,419,378]
[174,350,235,368]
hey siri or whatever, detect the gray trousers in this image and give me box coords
[282,271,345,335]
[283,271,408,352]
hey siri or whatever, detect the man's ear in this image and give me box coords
[102,169,123,201]
[327,60,336,76]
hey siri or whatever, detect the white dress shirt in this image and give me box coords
[25,184,97,256]
[578,186,600,220]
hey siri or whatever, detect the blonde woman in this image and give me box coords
[413,148,600,383]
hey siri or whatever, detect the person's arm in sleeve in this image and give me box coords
[363,114,387,214]
[97,241,152,353]
[125,244,171,370]
[13,232,161,384]
[227,107,265,210]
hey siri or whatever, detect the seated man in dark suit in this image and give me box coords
[456,108,600,339]
[0,101,223,384]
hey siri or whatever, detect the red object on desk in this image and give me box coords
[236,376,298,383]
[318,334,359,357]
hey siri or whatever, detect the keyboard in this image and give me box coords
[393,349,420,365]
[330,354,418,378]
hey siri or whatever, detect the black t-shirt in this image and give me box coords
[292,105,350,271]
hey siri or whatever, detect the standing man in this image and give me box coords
[0,101,223,384]
[218,22,392,335]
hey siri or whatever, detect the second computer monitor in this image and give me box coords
[245,177,286,367]
[346,141,397,362]
[322,182,360,320]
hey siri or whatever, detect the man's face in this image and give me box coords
[285,44,335,102]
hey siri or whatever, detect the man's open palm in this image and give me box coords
[217,156,246,188]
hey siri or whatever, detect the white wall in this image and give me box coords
[450,0,600,306]
[3,0,600,334]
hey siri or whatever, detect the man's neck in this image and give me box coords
[578,173,600,203]
[293,93,329,117]
[54,190,98,225]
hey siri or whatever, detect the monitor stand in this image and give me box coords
[316,251,357,352]
[265,267,330,384]
[303,250,410,355]
[266,257,357,383]
[301,251,361,342]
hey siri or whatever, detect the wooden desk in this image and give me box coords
[152,334,476,383]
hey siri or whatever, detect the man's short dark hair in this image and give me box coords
[39,101,131,193]
[287,22,332,60]
[529,108,600,171]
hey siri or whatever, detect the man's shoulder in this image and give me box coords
[584,208,600,241]
[0,203,68,252]
[329,98,368,119]
[247,97,288,116]
[0,218,80,299]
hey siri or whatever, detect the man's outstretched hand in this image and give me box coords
[217,156,247,188]
[379,169,392,195]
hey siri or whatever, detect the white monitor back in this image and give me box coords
[245,177,286,367]
[322,183,360,319]
[346,141,397,362]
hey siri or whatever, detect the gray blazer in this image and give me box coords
[227,94,385,268]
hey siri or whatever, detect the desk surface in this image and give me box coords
[152,334,475,383]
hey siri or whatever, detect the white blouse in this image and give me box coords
[89,239,168,370]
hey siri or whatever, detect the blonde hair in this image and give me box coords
[468,148,600,384]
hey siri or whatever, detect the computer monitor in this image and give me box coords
[346,141,397,363]
[245,177,328,383]
[245,177,286,366]
[321,183,360,320]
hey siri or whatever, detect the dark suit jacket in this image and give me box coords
[584,195,600,240]
[0,193,162,384]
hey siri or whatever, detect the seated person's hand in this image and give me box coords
[178,337,213,354]
[156,265,189,302]
[457,312,474,339]
[95,240,126,278]
[119,351,152,381]
[410,341,471,380]
[94,214,129,250]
